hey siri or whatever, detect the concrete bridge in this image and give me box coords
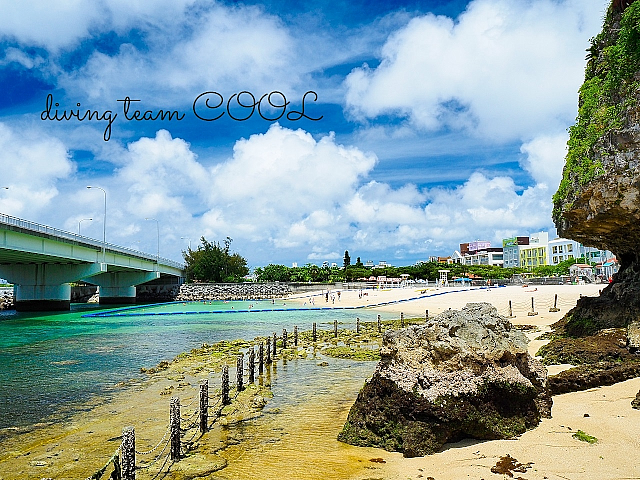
[0,213,184,311]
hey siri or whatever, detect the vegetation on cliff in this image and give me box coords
[553,0,640,220]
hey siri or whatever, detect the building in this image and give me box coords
[548,238,580,265]
[518,232,549,269]
[548,238,614,266]
[461,247,504,267]
[450,251,464,264]
[502,236,530,268]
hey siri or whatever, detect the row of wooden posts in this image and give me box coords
[116,311,435,479]
[99,296,573,479]
[505,294,561,318]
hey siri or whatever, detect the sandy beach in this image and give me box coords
[2,283,639,480]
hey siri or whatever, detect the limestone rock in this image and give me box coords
[338,303,551,457]
[628,321,640,352]
[553,0,640,335]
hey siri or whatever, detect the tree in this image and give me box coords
[343,250,351,268]
[183,236,249,283]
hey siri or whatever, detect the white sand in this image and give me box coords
[291,283,640,480]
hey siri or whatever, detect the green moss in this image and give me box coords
[322,346,380,361]
[553,2,640,220]
[572,429,598,444]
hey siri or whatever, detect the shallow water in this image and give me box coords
[214,356,379,480]
[0,300,380,430]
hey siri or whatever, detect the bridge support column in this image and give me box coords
[88,271,160,305]
[0,263,106,311]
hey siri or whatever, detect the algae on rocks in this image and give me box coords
[553,0,640,336]
[338,303,551,457]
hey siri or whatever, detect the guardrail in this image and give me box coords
[0,213,184,270]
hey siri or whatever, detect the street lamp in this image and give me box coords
[181,236,191,249]
[145,217,159,268]
[87,186,107,262]
[78,218,92,235]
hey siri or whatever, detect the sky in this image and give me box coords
[0,0,609,268]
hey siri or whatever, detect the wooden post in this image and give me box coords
[401,312,404,327]
[236,354,244,391]
[170,397,181,461]
[549,293,560,312]
[377,314,381,333]
[248,347,255,384]
[222,365,230,405]
[334,319,338,338]
[121,426,135,480]
[528,296,538,316]
[312,322,317,342]
[425,309,429,322]
[266,337,272,364]
[294,325,298,346]
[356,317,360,334]
[282,328,288,349]
[272,332,277,357]
[258,342,264,375]
[508,300,514,318]
[200,380,208,434]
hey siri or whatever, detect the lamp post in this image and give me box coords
[87,186,107,263]
[78,218,92,235]
[181,236,191,249]
[145,217,159,269]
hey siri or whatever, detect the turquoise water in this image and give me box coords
[0,300,378,430]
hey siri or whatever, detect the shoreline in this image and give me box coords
[3,283,638,480]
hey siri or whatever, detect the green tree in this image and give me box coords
[183,236,249,283]
[343,250,351,268]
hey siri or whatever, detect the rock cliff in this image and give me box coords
[553,0,640,335]
[338,303,551,457]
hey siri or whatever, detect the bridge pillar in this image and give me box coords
[88,271,160,304]
[0,263,106,311]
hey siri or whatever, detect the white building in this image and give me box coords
[461,248,504,267]
[548,238,580,265]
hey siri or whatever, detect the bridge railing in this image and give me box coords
[0,213,184,270]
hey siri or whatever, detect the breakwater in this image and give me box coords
[0,288,13,310]
[173,282,292,301]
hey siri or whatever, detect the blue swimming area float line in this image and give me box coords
[81,286,503,318]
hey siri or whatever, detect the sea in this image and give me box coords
[0,299,379,431]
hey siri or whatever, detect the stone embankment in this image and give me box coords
[0,289,13,310]
[174,283,292,301]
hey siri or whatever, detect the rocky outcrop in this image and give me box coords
[338,303,551,457]
[553,0,640,335]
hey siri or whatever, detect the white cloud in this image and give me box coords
[520,133,568,188]
[60,4,296,104]
[345,0,606,142]
[116,129,210,218]
[0,122,74,217]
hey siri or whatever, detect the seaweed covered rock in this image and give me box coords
[553,0,640,336]
[338,303,551,457]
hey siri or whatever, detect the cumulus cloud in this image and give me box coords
[205,124,376,246]
[99,125,557,262]
[345,0,606,142]
[64,4,295,103]
[0,123,74,217]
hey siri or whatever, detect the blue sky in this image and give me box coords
[0,0,608,268]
